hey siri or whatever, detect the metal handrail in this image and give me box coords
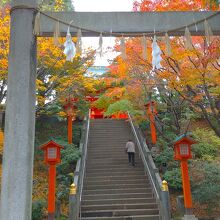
[127,112,171,220]
[71,110,90,220]
[128,113,160,200]
[79,110,90,203]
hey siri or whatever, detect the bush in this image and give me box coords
[191,161,220,214]
[32,200,46,220]
[192,128,220,160]
[154,147,174,166]
[163,168,182,190]
[54,137,81,174]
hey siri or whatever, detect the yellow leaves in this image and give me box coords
[0,6,10,82]
[36,79,46,92]
[105,87,126,99]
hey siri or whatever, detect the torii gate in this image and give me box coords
[0,0,219,219]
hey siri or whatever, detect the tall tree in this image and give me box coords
[104,0,220,137]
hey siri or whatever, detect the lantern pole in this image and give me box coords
[146,101,157,145]
[68,114,73,144]
[40,140,63,220]
[181,159,193,215]
[48,164,56,220]
[174,135,198,220]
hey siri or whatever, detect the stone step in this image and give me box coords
[85,178,148,186]
[81,208,159,217]
[83,188,152,195]
[86,159,141,165]
[81,119,161,219]
[86,167,143,172]
[85,175,146,182]
[82,192,153,200]
[84,183,150,190]
[81,215,160,220]
[86,165,143,170]
[82,198,156,206]
[86,171,145,177]
[81,203,158,211]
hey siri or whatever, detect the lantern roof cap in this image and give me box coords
[40,139,64,150]
[174,133,196,145]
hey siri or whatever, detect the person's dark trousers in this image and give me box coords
[128,152,135,166]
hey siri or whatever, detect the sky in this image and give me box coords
[73,0,134,66]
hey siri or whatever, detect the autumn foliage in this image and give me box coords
[99,0,220,138]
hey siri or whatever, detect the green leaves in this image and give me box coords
[163,168,182,190]
[104,99,142,117]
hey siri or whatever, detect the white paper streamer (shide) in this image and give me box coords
[99,33,103,57]
[152,35,162,70]
[204,19,213,46]
[141,35,147,60]
[53,21,61,46]
[184,26,193,50]
[165,32,172,56]
[76,29,82,55]
[33,12,41,36]
[120,36,126,59]
[63,27,76,61]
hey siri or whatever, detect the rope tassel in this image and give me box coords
[141,35,147,60]
[184,26,193,50]
[53,21,61,46]
[121,36,126,60]
[165,32,172,56]
[76,29,82,55]
[98,33,103,57]
[33,12,41,36]
[204,19,213,46]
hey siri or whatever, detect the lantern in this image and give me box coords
[173,134,197,219]
[63,97,78,144]
[174,135,195,160]
[63,98,75,117]
[41,140,64,165]
[146,101,157,115]
[145,101,157,144]
[41,140,64,220]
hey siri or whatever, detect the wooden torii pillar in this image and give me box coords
[0,1,219,219]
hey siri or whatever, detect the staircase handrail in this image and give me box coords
[69,110,90,220]
[127,112,171,220]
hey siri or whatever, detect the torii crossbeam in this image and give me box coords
[39,11,220,37]
[0,0,219,219]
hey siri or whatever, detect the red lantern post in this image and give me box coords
[41,140,64,220]
[63,98,76,144]
[174,135,197,219]
[146,101,157,145]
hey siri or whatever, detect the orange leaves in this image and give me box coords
[135,0,217,11]
[105,87,126,99]
[0,6,10,81]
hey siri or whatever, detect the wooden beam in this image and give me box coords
[39,11,220,37]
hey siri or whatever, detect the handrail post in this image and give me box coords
[69,183,78,220]
[161,180,171,220]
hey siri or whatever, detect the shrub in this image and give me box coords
[154,147,174,166]
[163,168,182,190]
[32,200,46,220]
[191,161,220,214]
[54,137,81,174]
[192,128,220,160]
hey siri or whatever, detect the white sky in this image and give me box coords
[74,0,133,12]
[73,0,134,66]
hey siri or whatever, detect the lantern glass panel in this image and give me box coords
[48,147,57,159]
[180,144,189,156]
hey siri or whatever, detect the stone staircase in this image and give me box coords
[81,119,161,220]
